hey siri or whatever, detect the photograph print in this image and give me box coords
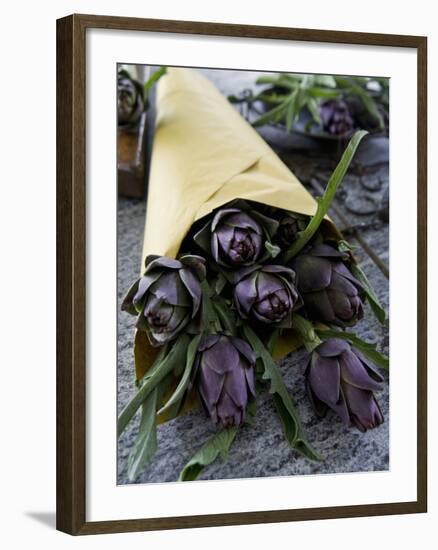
[117,64,389,485]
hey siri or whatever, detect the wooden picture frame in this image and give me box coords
[56,13,427,535]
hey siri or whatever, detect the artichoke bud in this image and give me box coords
[233,265,302,327]
[121,254,206,345]
[292,243,364,327]
[306,338,384,432]
[194,202,279,270]
[194,334,256,428]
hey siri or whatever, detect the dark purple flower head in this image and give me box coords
[292,243,364,326]
[122,255,206,345]
[194,334,256,428]
[194,204,278,269]
[234,265,302,327]
[319,98,354,136]
[306,338,384,432]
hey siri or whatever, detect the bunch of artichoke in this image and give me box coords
[120,195,387,482]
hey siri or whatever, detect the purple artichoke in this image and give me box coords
[122,255,205,345]
[194,205,278,269]
[194,334,256,427]
[234,265,302,326]
[117,69,145,128]
[306,338,384,432]
[292,243,364,326]
[319,98,354,136]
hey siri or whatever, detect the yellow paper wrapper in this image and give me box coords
[142,68,330,262]
[134,68,340,416]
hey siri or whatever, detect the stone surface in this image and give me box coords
[117,68,389,485]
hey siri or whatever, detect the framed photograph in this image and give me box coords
[56,14,427,535]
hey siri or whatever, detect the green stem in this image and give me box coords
[212,298,237,336]
[156,333,202,416]
[201,280,221,333]
[283,130,368,262]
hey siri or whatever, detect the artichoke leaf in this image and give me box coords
[252,101,289,128]
[349,263,386,324]
[157,333,202,417]
[283,130,368,261]
[243,325,322,461]
[178,427,238,482]
[118,333,190,437]
[127,388,158,481]
[134,330,163,382]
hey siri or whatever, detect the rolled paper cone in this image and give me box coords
[134,68,341,415]
[141,67,339,265]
